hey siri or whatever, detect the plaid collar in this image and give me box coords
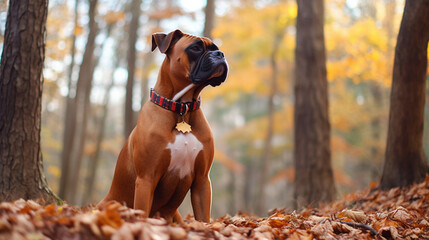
[150,89,201,116]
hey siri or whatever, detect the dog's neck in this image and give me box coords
[153,58,203,103]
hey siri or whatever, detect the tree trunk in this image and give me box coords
[0,0,58,203]
[141,10,161,107]
[227,169,236,215]
[140,52,154,107]
[367,1,396,179]
[240,95,255,212]
[59,0,79,200]
[293,0,335,209]
[73,23,113,205]
[82,70,115,205]
[203,0,215,38]
[82,39,119,205]
[63,0,98,203]
[380,0,429,189]
[243,160,255,212]
[124,0,141,138]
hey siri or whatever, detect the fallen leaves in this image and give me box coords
[1,175,429,239]
[337,209,367,223]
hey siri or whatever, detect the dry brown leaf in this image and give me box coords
[379,226,401,240]
[417,219,429,227]
[220,224,238,236]
[97,208,123,229]
[311,221,336,240]
[402,227,422,237]
[129,222,146,236]
[308,215,329,223]
[139,225,170,240]
[168,226,187,240]
[389,206,413,224]
[209,221,225,231]
[372,217,398,231]
[40,203,58,218]
[253,230,274,240]
[56,217,72,226]
[0,216,11,231]
[254,224,272,233]
[111,223,135,240]
[230,215,247,225]
[76,213,101,237]
[186,220,206,231]
[26,200,41,211]
[15,215,35,232]
[267,212,291,228]
[2,176,429,240]
[289,229,314,240]
[104,201,123,212]
[101,224,117,237]
[331,221,356,234]
[338,209,367,223]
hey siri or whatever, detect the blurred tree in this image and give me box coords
[76,23,116,205]
[293,0,335,208]
[0,0,58,203]
[59,0,79,200]
[60,0,99,203]
[204,0,215,38]
[83,48,119,205]
[67,0,79,90]
[368,0,397,180]
[81,9,125,204]
[324,0,400,189]
[381,0,429,189]
[124,0,142,138]
[140,0,162,107]
[212,1,296,213]
[71,6,119,205]
[256,17,285,216]
[140,52,154,106]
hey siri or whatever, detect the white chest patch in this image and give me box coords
[166,133,203,178]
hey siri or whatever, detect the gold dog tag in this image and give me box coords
[175,121,192,133]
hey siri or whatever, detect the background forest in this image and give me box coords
[0,0,428,218]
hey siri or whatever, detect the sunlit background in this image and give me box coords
[1,0,428,218]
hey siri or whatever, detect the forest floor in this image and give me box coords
[1,177,429,239]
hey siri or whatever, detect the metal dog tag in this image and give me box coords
[175,121,192,133]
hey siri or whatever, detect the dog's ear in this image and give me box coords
[152,29,184,53]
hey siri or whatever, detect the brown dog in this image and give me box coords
[98,29,228,223]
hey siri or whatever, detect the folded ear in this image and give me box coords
[151,29,184,53]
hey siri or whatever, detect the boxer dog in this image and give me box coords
[98,29,228,223]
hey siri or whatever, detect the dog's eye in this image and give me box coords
[191,46,201,52]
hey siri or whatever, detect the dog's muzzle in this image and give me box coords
[190,50,228,87]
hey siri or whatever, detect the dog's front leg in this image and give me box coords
[191,175,212,222]
[134,176,155,217]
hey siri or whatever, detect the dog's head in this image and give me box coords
[152,29,228,87]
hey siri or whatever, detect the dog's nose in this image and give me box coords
[212,50,224,58]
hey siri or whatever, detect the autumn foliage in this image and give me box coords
[0,175,428,239]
